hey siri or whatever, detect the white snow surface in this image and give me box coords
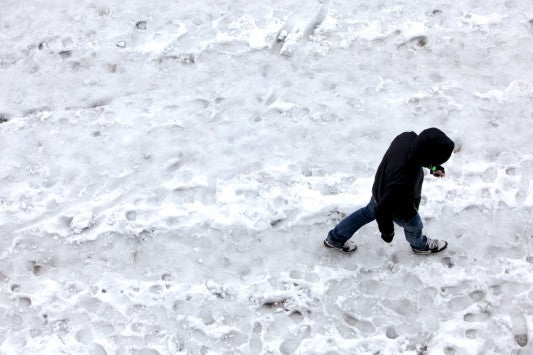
[1,0,533,354]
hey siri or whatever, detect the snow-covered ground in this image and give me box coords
[1,0,533,353]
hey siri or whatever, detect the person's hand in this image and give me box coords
[381,232,394,243]
[429,165,445,178]
[433,169,445,178]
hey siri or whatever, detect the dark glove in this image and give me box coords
[381,231,394,243]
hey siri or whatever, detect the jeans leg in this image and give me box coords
[328,198,376,247]
[393,213,426,249]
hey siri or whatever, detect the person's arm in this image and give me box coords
[374,185,411,243]
[374,193,394,242]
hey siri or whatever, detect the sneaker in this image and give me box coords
[323,239,357,253]
[412,237,448,254]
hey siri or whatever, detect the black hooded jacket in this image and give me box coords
[372,128,454,238]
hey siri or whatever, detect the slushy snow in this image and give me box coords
[1,0,532,354]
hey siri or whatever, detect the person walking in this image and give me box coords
[324,127,454,254]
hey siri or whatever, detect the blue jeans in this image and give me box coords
[327,197,427,249]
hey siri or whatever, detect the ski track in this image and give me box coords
[1,0,533,354]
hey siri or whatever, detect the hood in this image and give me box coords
[411,128,454,167]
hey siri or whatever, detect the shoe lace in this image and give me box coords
[427,238,439,250]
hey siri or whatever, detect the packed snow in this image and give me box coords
[1,0,532,354]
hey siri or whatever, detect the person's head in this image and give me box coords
[411,128,454,168]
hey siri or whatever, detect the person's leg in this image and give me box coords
[393,213,426,249]
[327,198,376,247]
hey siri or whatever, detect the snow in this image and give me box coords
[1,0,532,353]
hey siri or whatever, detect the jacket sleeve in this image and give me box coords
[374,185,413,236]
[374,191,394,236]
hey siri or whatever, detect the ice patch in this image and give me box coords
[269,99,296,112]
[462,12,503,27]
[162,173,209,190]
[399,21,426,39]
[354,21,387,41]
[70,211,94,233]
